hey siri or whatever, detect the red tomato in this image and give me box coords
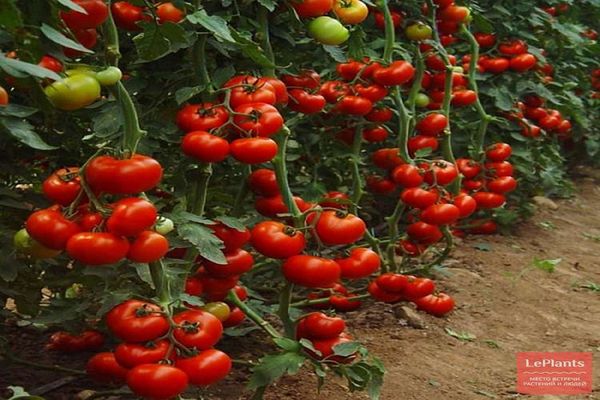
[203,249,254,278]
[401,187,438,209]
[487,176,517,194]
[87,352,129,383]
[228,78,276,108]
[42,167,81,206]
[498,39,528,56]
[249,168,279,197]
[438,5,470,22]
[413,293,455,317]
[372,148,404,169]
[485,161,513,177]
[407,221,443,244]
[60,0,108,30]
[353,83,388,102]
[63,28,97,57]
[319,80,351,103]
[365,107,393,122]
[126,364,188,400]
[250,221,306,259]
[281,70,321,89]
[320,191,350,209]
[175,349,232,386]
[368,281,403,303]
[415,113,448,136]
[111,1,148,31]
[420,204,460,225]
[0,86,8,105]
[233,103,283,136]
[468,219,498,235]
[26,209,81,250]
[128,231,169,263]
[451,90,477,107]
[309,333,355,361]
[372,61,415,86]
[85,154,163,195]
[336,59,366,81]
[172,310,223,349]
[288,89,326,114]
[156,2,185,23]
[374,10,402,30]
[181,131,230,163]
[366,175,397,194]
[335,95,373,115]
[315,211,366,245]
[210,223,251,252]
[107,197,157,237]
[328,294,361,311]
[453,194,477,218]
[254,194,311,217]
[391,164,423,187]
[106,300,169,343]
[297,312,346,340]
[456,158,481,179]
[185,277,204,296]
[335,247,380,279]
[363,126,388,142]
[263,77,289,104]
[222,306,246,327]
[67,232,129,265]
[292,0,333,18]
[176,103,229,132]
[375,273,408,293]
[403,276,435,301]
[114,340,170,368]
[282,255,341,288]
[474,32,496,48]
[510,53,537,72]
[408,135,439,157]
[425,54,455,71]
[422,160,459,186]
[38,55,64,74]
[473,191,506,209]
[230,137,278,164]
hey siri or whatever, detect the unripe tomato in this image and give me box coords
[154,217,174,235]
[201,302,231,322]
[308,16,350,46]
[405,23,432,41]
[14,228,62,259]
[96,67,123,86]
[333,0,368,25]
[44,73,101,111]
[415,93,430,108]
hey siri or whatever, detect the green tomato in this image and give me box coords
[65,283,84,299]
[308,16,350,46]
[44,72,101,111]
[154,217,174,235]
[415,93,430,108]
[14,228,61,259]
[405,23,433,41]
[201,302,231,322]
[96,67,123,86]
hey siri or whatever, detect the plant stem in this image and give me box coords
[385,203,405,271]
[257,7,276,76]
[277,281,295,338]
[226,290,281,339]
[273,126,302,226]
[393,88,413,163]
[377,0,395,63]
[149,260,171,305]
[290,293,370,308]
[107,83,146,156]
[424,225,453,269]
[104,1,121,66]
[231,165,251,217]
[191,163,213,215]
[192,34,212,90]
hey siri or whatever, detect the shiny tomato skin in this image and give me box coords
[222,306,246,327]
[407,221,443,244]
[249,168,279,197]
[308,333,355,362]
[106,300,169,343]
[203,248,254,278]
[487,176,517,194]
[401,187,438,209]
[156,2,185,23]
[42,167,81,206]
[391,164,423,187]
[403,276,435,301]
[510,53,537,72]
[498,39,528,56]
[114,340,170,369]
[474,32,496,48]
[365,107,393,122]
[175,349,232,386]
[127,231,169,263]
[67,232,129,265]
[485,161,513,177]
[375,273,408,293]
[485,143,512,161]
[263,77,289,104]
[372,61,415,86]
[86,352,129,383]
[25,209,81,250]
[107,197,157,237]
[457,158,481,179]
[308,16,350,45]
[281,70,321,89]
[363,126,388,142]
[335,95,373,115]
[368,281,403,303]
[293,0,333,18]
[354,83,388,102]
[319,80,351,103]
[38,55,64,73]
[372,148,404,170]
[453,194,477,218]
[420,204,460,225]
[333,0,368,24]
[413,293,455,316]
[60,0,109,30]
[233,103,284,137]
[282,255,341,288]
[111,2,148,31]
[335,247,380,279]
[181,131,230,163]
[473,191,506,209]
[288,89,327,114]
[176,103,229,132]
[210,223,251,252]
[315,211,366,245]
[126,364,188,400]
[229,79,276,108]
[408,135,439,157]
[297,312,346,340]
[250,221,306,259]
[422,160,459,186]
[451,90,477,107]
[173,310,223,349]
[329,294,362,311]
[85,154,163,195]
[415,113,448,136]
[230,137,278,164]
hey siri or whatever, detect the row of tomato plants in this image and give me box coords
[0,0,598,399]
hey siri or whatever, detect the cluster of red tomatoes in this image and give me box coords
[506,95,573,139]
[19,155,169,266]
[297,312,354,361]
[112,1,184,31]
[369,274,454,317]
[59,0,110,57]
[85,299,231,399]
[473,39,538,75]
[46,330,104,352]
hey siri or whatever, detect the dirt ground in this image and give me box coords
[2,169,599,400]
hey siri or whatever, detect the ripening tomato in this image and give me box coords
[14,229,62,259]
[415,113,448,136]
[201,302,231,322]
[45,73,101,110]
[250,221,306,259]
[510,53,537,72]
[26,209,81,250]
[60,0,109,30]
[203,249,254,278]
[176,103,229,132]
[368,280,403,303]
[283,255,341,288]
[408,135,439,157]
[486,143,512,162]
[315,211,366,245]
[335,247,380,279]
[175,349,232,386]
[288,89,327,114]
[86,352,129,383]
[401,187,438,209]
[112,2,149,31]
[487,176,517,194]
[403,276,435,301]
[473,191,506,209]
[106,300,169,343]
[42,168,81,206]
[67,232,130,265]
[333,0,368,25]
[420,204,460,225]
[453,194,477,218]
[128,231,169,263]
[230,137,278,164]
[181,131,230,163]
[126,364,188,400]
[233,102,283,136]
[297,312,346,340]
[413,293,455,317]
[391,164,423,187]
[407,221,443,244]
[114,340,170,368]
[210,223,251,251]
[498,39,527,56]
[86,154,163,195]
[422,160,459,186]
[335,95,373,115]
[156,2,185,23]
[405,23,432,41]
[308,16,350,45]
[375,273,408,293]
[0,86,8,105]
[292,0,333,18]
[372,61,415,86]
[474,32,496,48]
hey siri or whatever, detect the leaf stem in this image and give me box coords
[226,290,281,339]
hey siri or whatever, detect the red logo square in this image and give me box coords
[517,352,593,395]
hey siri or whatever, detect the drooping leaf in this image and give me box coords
[177,222,226,264]
[0,53,62,81]
[187,10,235,42]
[40,24,94,53]
[247,352,306,390]
[0,118,58,150]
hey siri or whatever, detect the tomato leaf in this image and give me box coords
[257,0,277,12]
[444,327,476,341]
[332,341,360,357]
[247,351,306,390]
[187,10,235,43]
[133,22,192,62]
[55,0,87,13]
[0,104,38,118]
[215,216,246,231]
[0,118,58,150]
[177,222,226,264]
[532,257,561,272]
[178,293,205,307]
[230,30,276,68]
[0,53,62,81]
[274,337,301,352]
[323,45,347,63]
[299,338,321,356]
[175,86,206,105]
[40,24,94,54]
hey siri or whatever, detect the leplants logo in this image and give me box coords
[517,352,593,395]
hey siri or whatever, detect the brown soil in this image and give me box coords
[2,172,599,400]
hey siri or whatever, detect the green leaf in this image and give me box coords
[274,337,301,352]
[444,327,476,341]
[0,0,23,31]
[257,0,277,11]
[133,263,154,288]
[532,257,561,272]
[0,104,38,118]
[187,10,235,42]
[56,0,87,13]
[40,24,94,53]
[0,250,20,282]
[247,351,306,390]
[333,341,360,357]
[0,118,58,150]
[0,53,62,81]
[178,293,205,307]
[7,386,44,400]
[175,86,206,105]
[323,45,347,63]
[230,30,275,68]
[177,223,226,264]
[215,216,246,231]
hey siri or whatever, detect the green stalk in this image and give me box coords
[277,282,295,338]
[273,126,302,225]
[231,165,252,217]
[393,88,413,163]
[191,163,213,215]
[226,290,281,338]
[149,260,171,305]
[377,0,395,63]
[257,7,276,76]
[104,0,121,66]
[192,34,212,90]
[385,202,405,271]
[290,293,370,308]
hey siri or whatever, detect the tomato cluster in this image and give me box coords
[111,1,184,31]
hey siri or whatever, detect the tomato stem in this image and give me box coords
[273,126,303,226]
[377,0,395,63]
[231,165,252,217]
[226,290,282,339]
[393,88,412,164]
[191,163,213,215]
[423,225,454,270]
[258,7,276,77]
[289,293,370,308]
[385,203,405,271]
[277,281,296,338]
[149,260,171,305]
[192,34,212,91]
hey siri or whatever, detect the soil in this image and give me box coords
[2,170,599,400]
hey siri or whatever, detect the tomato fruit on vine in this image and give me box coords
[308,16,350,46]
[44,73,101,111]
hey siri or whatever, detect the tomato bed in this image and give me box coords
[0,0,599,399]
